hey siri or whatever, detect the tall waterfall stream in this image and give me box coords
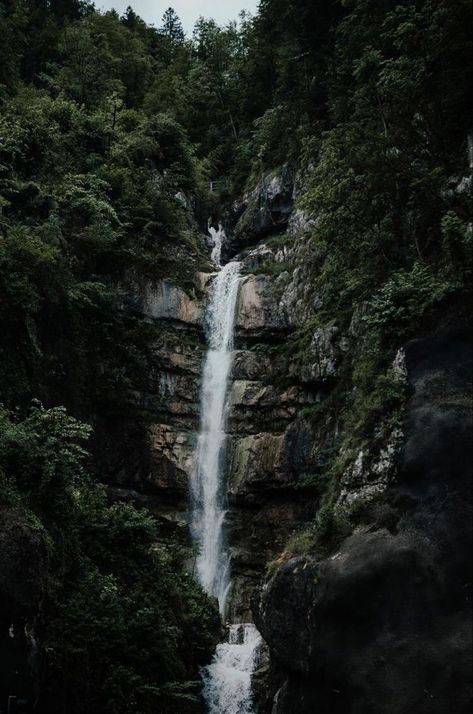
[190,226,262,713]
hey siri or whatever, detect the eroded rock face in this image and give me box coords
[141,279,202,324]
[224,412,321,621]
[228,420,316,498]
[218,172,344,619]
[236,274,287,332]
[289,324,350,383]
[227,496,316,623]
[226,166,295,256]
[99,269,208,531]
[148,424,196,499]
[335,426,403,512]
[254,325,473,714]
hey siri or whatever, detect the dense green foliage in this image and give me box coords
[280,0,471,558]
[0,0,471,709]
[0,403,219,713]
[0,3,223,712]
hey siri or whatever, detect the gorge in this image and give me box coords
[0,1,472,713]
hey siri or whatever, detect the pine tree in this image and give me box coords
[160,6,184,41]
[122,5,137,28]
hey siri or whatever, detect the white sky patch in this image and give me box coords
[98,0,259,33]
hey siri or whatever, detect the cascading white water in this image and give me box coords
[208,223,225,267]
[191,231,240,611]
[201,625,262,714]
[191,225,262,714]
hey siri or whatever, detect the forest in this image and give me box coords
[0,0,471,713]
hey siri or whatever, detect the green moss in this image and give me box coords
[269,504,354,571]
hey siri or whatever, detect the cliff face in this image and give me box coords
[94,165,471,712]
[225,170,336,621]
[102,275,208,533]
[102,171,323,621]
[234,171,472,714]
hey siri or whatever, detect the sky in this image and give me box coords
[98,1,259,34]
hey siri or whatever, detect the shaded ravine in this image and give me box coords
[190,226,261,713]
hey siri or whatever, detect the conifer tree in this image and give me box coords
[160,6,185,41]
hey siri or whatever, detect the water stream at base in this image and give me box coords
[190,225,262,713]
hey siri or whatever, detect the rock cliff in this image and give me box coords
[254,322,472,713]
[98,168,325,624]
[98,165,471,713]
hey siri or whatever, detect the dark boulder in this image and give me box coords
[254,325,473,713]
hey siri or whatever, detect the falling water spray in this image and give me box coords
[190,255,241,612]
[191,225,262,714]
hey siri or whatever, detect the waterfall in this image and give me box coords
[208,223,225,267]
[190,247,240,611]
[191,226,262,714]
[201,624,262,714]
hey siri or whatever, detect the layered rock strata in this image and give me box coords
[106,167,332,621]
